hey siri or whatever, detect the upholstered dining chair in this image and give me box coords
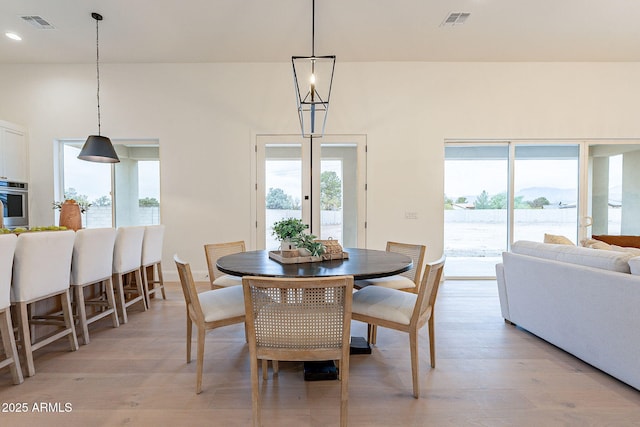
[112,226,148,324]
[204,240,245,289]
[141,225,166,306]
[242,275,353,427]
[355,241,426,292]
[351,256,445,398]
[71,228,119,345]
[0,233,23,384]
[174,254,245,394]
[11,230,79,377]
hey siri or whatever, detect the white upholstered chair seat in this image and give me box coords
[11,230,79,377]
[355,275,416,291]
[212,274,242,288]
[352,285,419,325]
[198,286,245,322]
[0,234,23,385]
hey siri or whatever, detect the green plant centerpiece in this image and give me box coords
[271,217,325,258]
[272,218,308,250]
[293,232,325,257]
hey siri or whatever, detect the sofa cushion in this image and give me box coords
[511,240,634,273]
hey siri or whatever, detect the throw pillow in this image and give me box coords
[544,233,574,245]
[580,238,612,250]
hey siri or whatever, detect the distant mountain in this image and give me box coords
[516,187,576,205]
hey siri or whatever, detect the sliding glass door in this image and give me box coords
[444,142,580,278]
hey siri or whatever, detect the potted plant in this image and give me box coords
[272,218,308,250]
[53,199,91,231]
[293,233,325,258]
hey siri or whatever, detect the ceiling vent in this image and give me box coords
[20,15,56,30]
[441,12,470,27]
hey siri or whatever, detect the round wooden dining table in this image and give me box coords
[216,248,412,280]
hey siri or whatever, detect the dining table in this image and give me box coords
[216,247,413,380]
[216,247,413,280]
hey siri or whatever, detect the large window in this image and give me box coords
[59,141,160,228]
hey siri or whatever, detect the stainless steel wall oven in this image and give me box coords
[0,180,28,229]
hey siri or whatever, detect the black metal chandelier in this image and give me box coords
[292,0,336,138]
[78,12,119,163]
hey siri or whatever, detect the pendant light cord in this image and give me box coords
[311,0,315,57]
[95,15,102,136]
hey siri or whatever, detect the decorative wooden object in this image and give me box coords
[269,250,349,264]
[59,199,82,231]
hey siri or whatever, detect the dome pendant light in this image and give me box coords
[292,0,335,138]
[78,12,119,163]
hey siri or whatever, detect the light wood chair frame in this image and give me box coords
[113,267,147,325]
[204,241,245,289]
[242,275,353,427]
[386,241,427,291]
[352,257,445,398]
[0,306,23,384]
[73,275,120,345]
[174,255,245,394]
[141,225,167,306]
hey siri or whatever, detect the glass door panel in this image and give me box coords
[319,143,361,248]
[513,145,579,244]
[444,145,509,277]
[264,144,303,250]
[588,144,640,236]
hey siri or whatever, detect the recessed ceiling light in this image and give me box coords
[5,32,22,41]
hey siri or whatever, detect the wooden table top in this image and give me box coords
[216,248,412,280]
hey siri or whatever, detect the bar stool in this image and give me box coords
[11,230,78,377]
[112,226,148,324]
[71,228,120,345]
[0,234,23,384]
[141,225,166,307]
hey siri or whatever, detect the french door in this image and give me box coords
[254,134,366,250]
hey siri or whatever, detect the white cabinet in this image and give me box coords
[0,121,28,183]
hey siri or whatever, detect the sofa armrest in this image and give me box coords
[495,262,511,322]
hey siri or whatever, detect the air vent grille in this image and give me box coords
[441,12,470,27]
[20,15,55,30]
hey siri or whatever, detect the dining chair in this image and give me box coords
[242,275,353,427]
[11,230,79,377]
[112,226,148,324]
[204,240,245,289]
[174,254,245,394]
[71,228,119,345]
[351,256,445,398]
[0,233,23,385]
[141,224,166,306]
[355,241,426,293]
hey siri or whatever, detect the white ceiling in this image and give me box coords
[1,0,640,64]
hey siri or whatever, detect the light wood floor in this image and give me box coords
[1,280,639,426]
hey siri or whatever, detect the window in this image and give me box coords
[58,141,160,228]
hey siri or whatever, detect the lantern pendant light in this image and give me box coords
[292,0,336,138]
[78,12,119,163]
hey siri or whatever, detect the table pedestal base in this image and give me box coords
[303,337,372,381]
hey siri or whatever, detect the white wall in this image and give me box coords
[1,62,640,279]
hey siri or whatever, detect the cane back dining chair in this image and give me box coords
[0,233,23,384]
[204,241,245,289]
[141,225,166,306]
[174,254,245,394]
[355,241,426,292]
[242,275,353,427]
[351,256,445,398]
[11,230,79,377]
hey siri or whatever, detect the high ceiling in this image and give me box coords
[1,0,640,64]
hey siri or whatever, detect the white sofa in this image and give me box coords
[496,240,640,390]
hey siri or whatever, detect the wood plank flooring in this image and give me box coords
[0,280,638,426]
